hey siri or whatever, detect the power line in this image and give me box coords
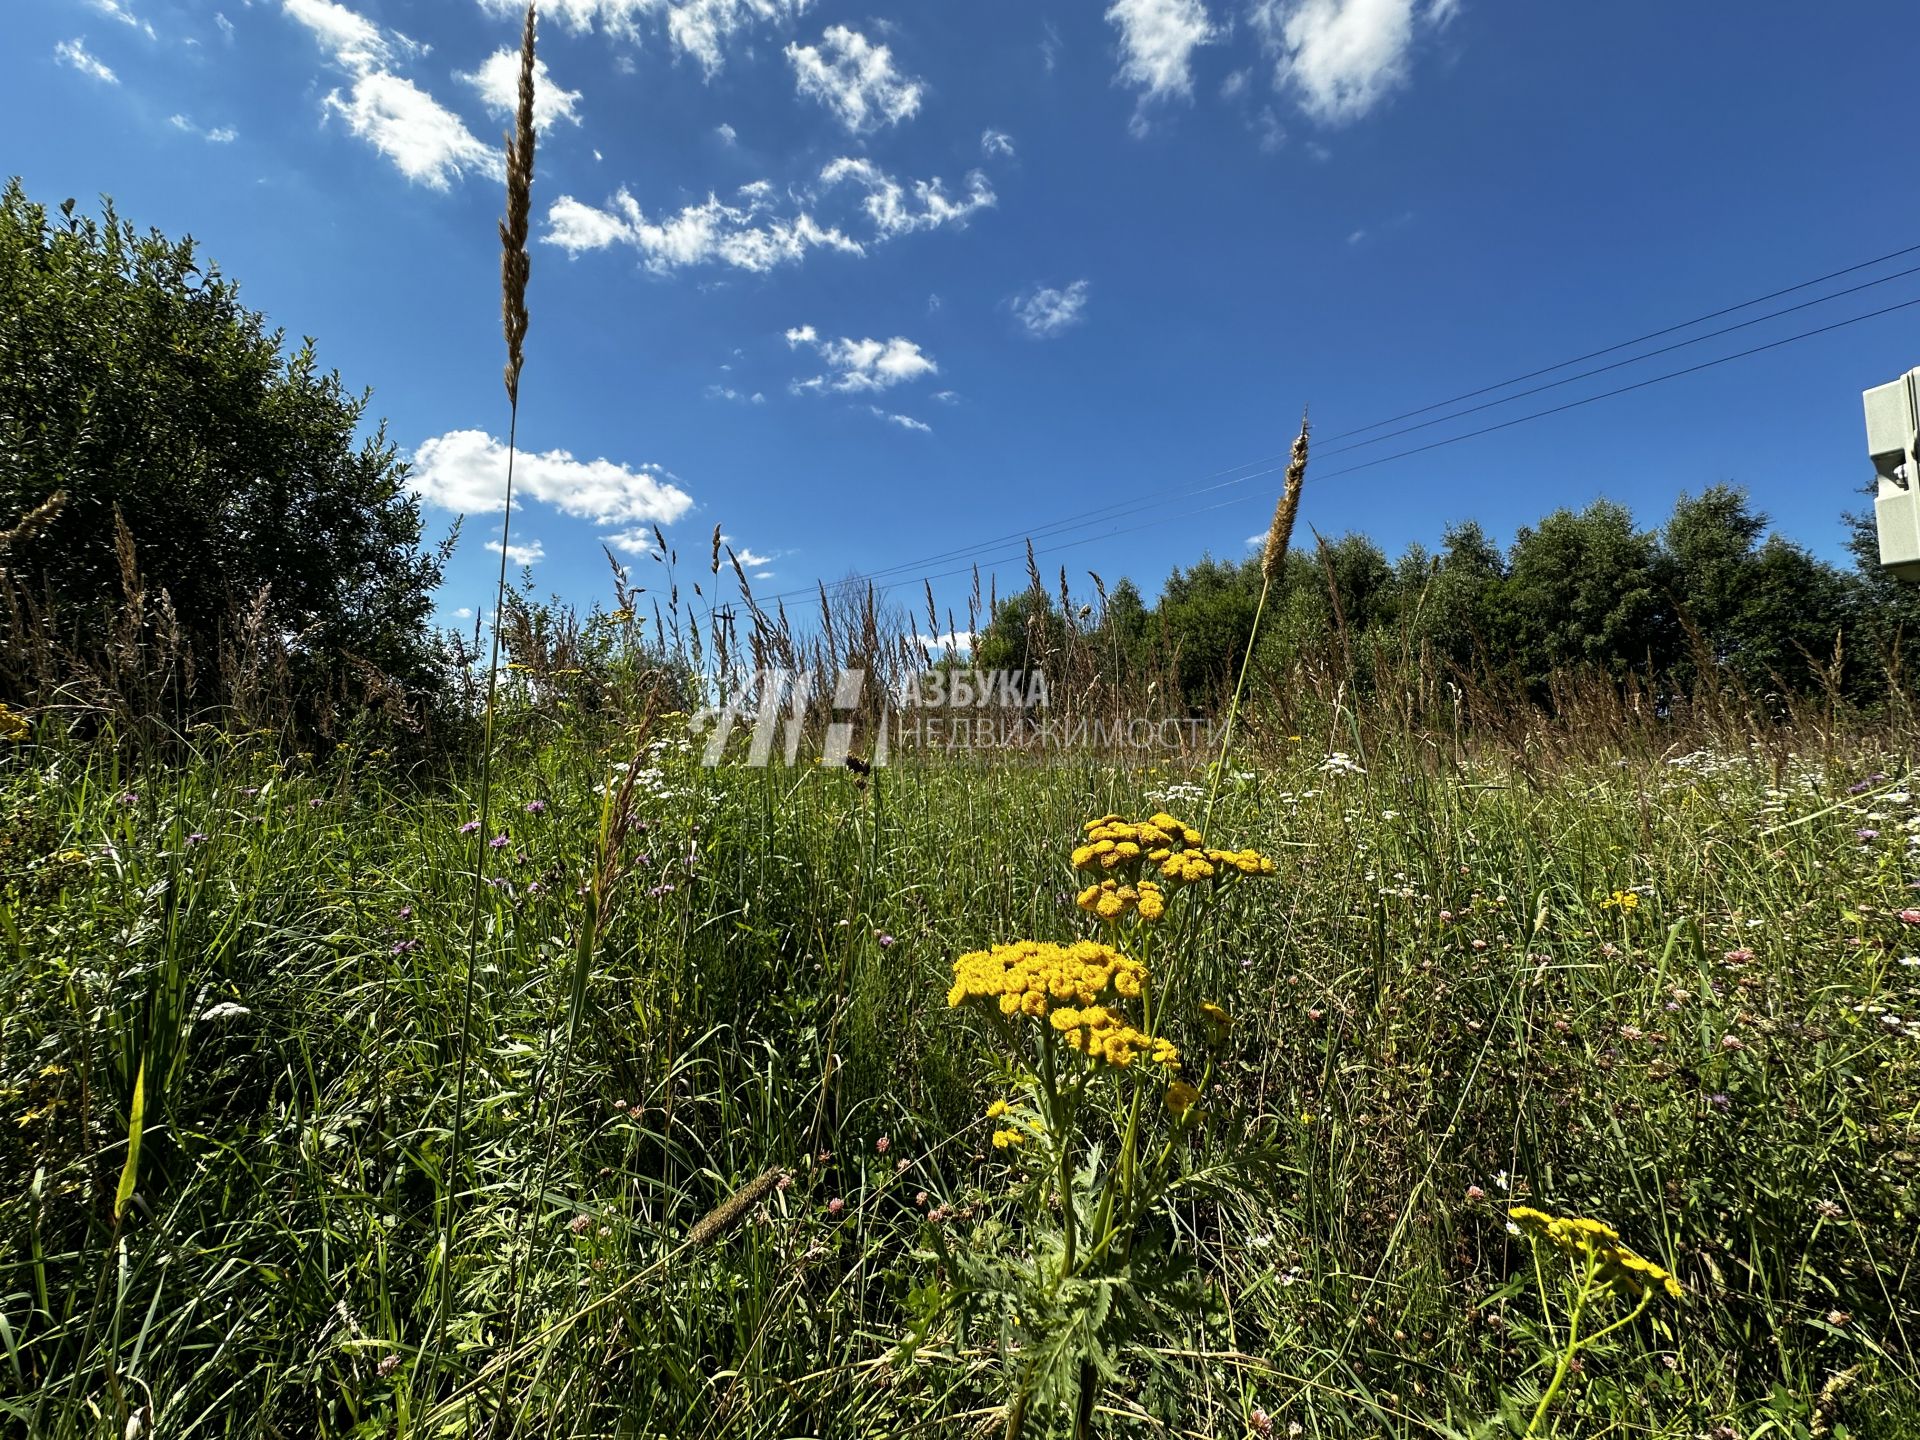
[1318,237,1920,442]
[782,290,1920,610]
[1316,259,1920,460]
[747,253,1920,610]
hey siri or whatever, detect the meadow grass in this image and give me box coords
[2,704,1917,1438]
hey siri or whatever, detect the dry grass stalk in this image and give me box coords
[1261,410,1310,583]
[0,490,67,558]
[499,2,536,407]
[685,1167,787,1247]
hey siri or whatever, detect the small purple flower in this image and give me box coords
[397,906,413,920]
[391,939,419,955]
[186,832,209,846]
[877,933,896,948]
[1858,828,1880,841]
[118,791,139,808]
[459,819,481,835]
[241,787,260,799]
[1848,780,1872,794]
[648,882,676,898]
[309,797,324,809]
[489,834,510,850]
[525,799,547,815]
[636,852,653,867]
[827,1197,844,1216]
[1709,1092,1732,1112]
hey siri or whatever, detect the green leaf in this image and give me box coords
[114,1058,145,1223]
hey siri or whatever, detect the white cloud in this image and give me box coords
[716,121,737,144]
[1251,0,1453,125]
[455,605,475,619]
[214,11,235,41]
[1220,66,1250,97]
[487,537,547,565]
[932,389,959,404]
[283,0,406,73]
[89,0,156,39]
[545,187,862,272]
[786,25,923,134]
[706,384,765,403]
[1252,104,1286,151]
[870,407,932,433]
[733,545,774,567]
[787,329,937,393]
[171,113,239,142]
[547,158,994,277]
[916,629,975,654]
[55,39,119,84]
[817,157,995,237]
[459,48,583,131]
[1106,0,1217,120]
[410,429,696,528]
[1347,227,1367,245]
[476,0,813,77]
[1011,280,1091,338]
[324,73,501,189]
[981,128,1015,157]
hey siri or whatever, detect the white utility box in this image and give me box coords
[1867,368,1920,582]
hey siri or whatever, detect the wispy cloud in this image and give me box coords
[817,157,995,238]
[706,384,766,403]
[545,185,863,272]
[1106,0,1218,131]
[981,128,1016,157]
[459,48,583,131]
[324,73,501,189]
[785,327,938,394]
[547,157,994,274]
[1011,279,1091,338]
[487,537,547,566]
[869,406,932,433]
[170,113,239,142]
[475,0,814,77]
[54,39,119,85]
[786,25,923,133]
[88,0,155,39]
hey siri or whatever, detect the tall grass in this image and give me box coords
[2,673,1916,1436]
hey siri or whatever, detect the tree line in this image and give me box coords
[975,488,1920,713]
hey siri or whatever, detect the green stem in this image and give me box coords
[1200,572,1273,842]
[1525,1264,1593,1439]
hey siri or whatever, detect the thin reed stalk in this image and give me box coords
[1201,409,1308,837]
[428,0,537,1392]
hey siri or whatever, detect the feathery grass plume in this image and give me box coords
[1197,404,1309,902]
[1261,410,1310,583]
[500,2,536,407]
[0,490,67,554]
[686,1167,787,1247]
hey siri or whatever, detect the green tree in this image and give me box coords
[1498,500,1671,691]
[0,181,447,726]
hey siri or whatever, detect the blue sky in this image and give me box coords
[12,0,1920,635]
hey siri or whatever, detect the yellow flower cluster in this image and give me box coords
[948,939,1146,1014]
[1071,812,1277,888]
[1509,1205,1683,1300]
[0,702,27,743]
[1076,878,1167,922]
[1600,890,1640,912]
[1163,1079,1200,1117]
[1048,1005,1180,1069]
